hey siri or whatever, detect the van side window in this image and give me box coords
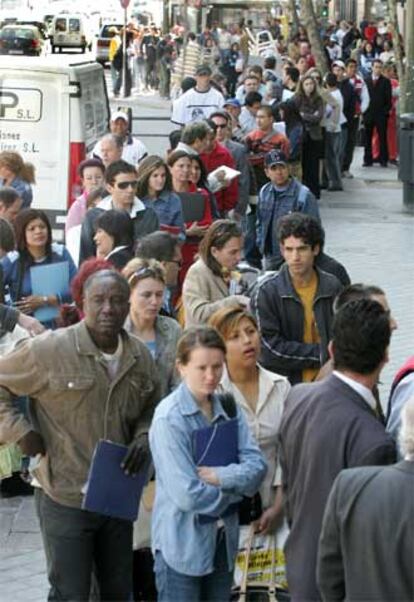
[56,19,66,32]
[69,19,80,33]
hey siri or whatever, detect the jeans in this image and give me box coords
[35,489,133,601]
[154,528,233,602]
[242,208,262,269]
[324,131,343,188]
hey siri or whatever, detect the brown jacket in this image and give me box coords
[182,258,243,326]
[0,321,160,508]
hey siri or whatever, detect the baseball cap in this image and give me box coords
[223,98,241,108]
[265,149,288,167]
[111,111,129,123]
[195,64,212,76]
[332,60,346,69]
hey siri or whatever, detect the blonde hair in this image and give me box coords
[122,257,166,288]
[0,151,36,184]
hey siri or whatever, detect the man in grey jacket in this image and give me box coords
[0,270,161,600]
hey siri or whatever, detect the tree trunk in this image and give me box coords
[364,0,374,20]
[288,0,301,38]
[404,0,414,114]
[388,0,406,110]
[300,0,330,74]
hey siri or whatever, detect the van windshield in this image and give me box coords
[69,19,80,33]
[55,18,66,32]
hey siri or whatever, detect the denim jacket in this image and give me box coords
[149,382,267,576]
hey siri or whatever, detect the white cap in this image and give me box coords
[111,111,128,122]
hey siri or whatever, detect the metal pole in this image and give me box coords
[122,7,127,98]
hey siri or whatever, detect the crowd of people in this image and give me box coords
[0,12,411,602]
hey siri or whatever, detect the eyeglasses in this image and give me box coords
[116,180,138,190]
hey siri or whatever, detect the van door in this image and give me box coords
[0,67,70,237]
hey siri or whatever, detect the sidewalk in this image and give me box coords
[0,136,411,600]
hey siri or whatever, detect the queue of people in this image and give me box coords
[0,14,411,602]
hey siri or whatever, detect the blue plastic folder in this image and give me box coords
[193,418,239,523]
[30,261,69,322]
[82,440,148,522]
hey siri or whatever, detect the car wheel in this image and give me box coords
[51,44,55,53]
[59,46,62,53]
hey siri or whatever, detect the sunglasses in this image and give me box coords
[116,180,138,190]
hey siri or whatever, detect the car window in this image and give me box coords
[69,19,80,33]
[1,28,34,39]
[55,18,66,32]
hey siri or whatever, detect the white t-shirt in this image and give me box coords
[92,137,148,167]
[171,87,224,125]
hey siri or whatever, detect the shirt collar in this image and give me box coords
[178,382,227,421]
[97,195,146,216]
[333,370,377,410]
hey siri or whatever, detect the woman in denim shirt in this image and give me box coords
[150,326,267,602]
[137,155,185,238]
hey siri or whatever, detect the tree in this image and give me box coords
[388,0,414,114]
[300,0,330,74]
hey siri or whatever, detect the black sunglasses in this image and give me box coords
[116,180,138,190]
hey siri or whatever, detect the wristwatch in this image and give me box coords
[43,295,48,305]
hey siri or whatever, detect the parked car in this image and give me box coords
[96,23,123,65]
[16,21,49,40]
[0,25,43,56]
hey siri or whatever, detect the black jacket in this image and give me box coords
[364,74,392,119]
[79,199,159,264]
[339,78,357,124]
[280,374,397,601]
[251,264,343,384]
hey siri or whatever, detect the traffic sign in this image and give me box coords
[120,0,130,7]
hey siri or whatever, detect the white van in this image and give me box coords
[50,13,91,53]
[0,55,109,238]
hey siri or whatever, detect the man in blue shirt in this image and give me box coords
[256,150,320,270]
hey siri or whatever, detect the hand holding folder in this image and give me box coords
[82,440,149,522]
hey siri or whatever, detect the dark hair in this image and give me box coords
[372,58,383,67]
[136,155,171,198]
[135,231,179,262]
[199,219,242,275]
[176,325,226,365]
[14,209,52,258]
[286,66,300,83]
[0,217,15,253]
[244,91,263,107]
[189,154,209,188]
[249,65,263,77]
[181,76,196,92]
[77,158,105,178]
[264,56,277,69]
[209,111,231,124]
[0,187,21,208]
[325,72,338,87]
[345,58,357,66]
[105,160,137,185]
[166,149,191,168]
[181,121,212,145]
[277,213,323,249]
[333,283,385,313]
[169,129,183,151]
[332,298,391,374]
[94,210,134,248]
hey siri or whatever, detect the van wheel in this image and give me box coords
[51,44,55,53]
[59,47,62,53]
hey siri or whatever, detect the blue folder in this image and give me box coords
[193,418,239,523]
[82,440,148,522]
[30,261,69,322]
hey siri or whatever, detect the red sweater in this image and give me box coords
[200,141,238,214]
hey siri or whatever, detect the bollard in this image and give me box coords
[398,113,414,213]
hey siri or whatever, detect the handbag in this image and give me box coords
[232,523,290,602]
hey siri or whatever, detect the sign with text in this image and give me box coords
[0,88,42,122]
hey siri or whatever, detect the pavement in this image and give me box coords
[0,90,412,600]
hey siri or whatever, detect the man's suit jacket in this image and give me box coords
[364,74,392,119]
[279,374,396,602]
[318,461,414,601]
